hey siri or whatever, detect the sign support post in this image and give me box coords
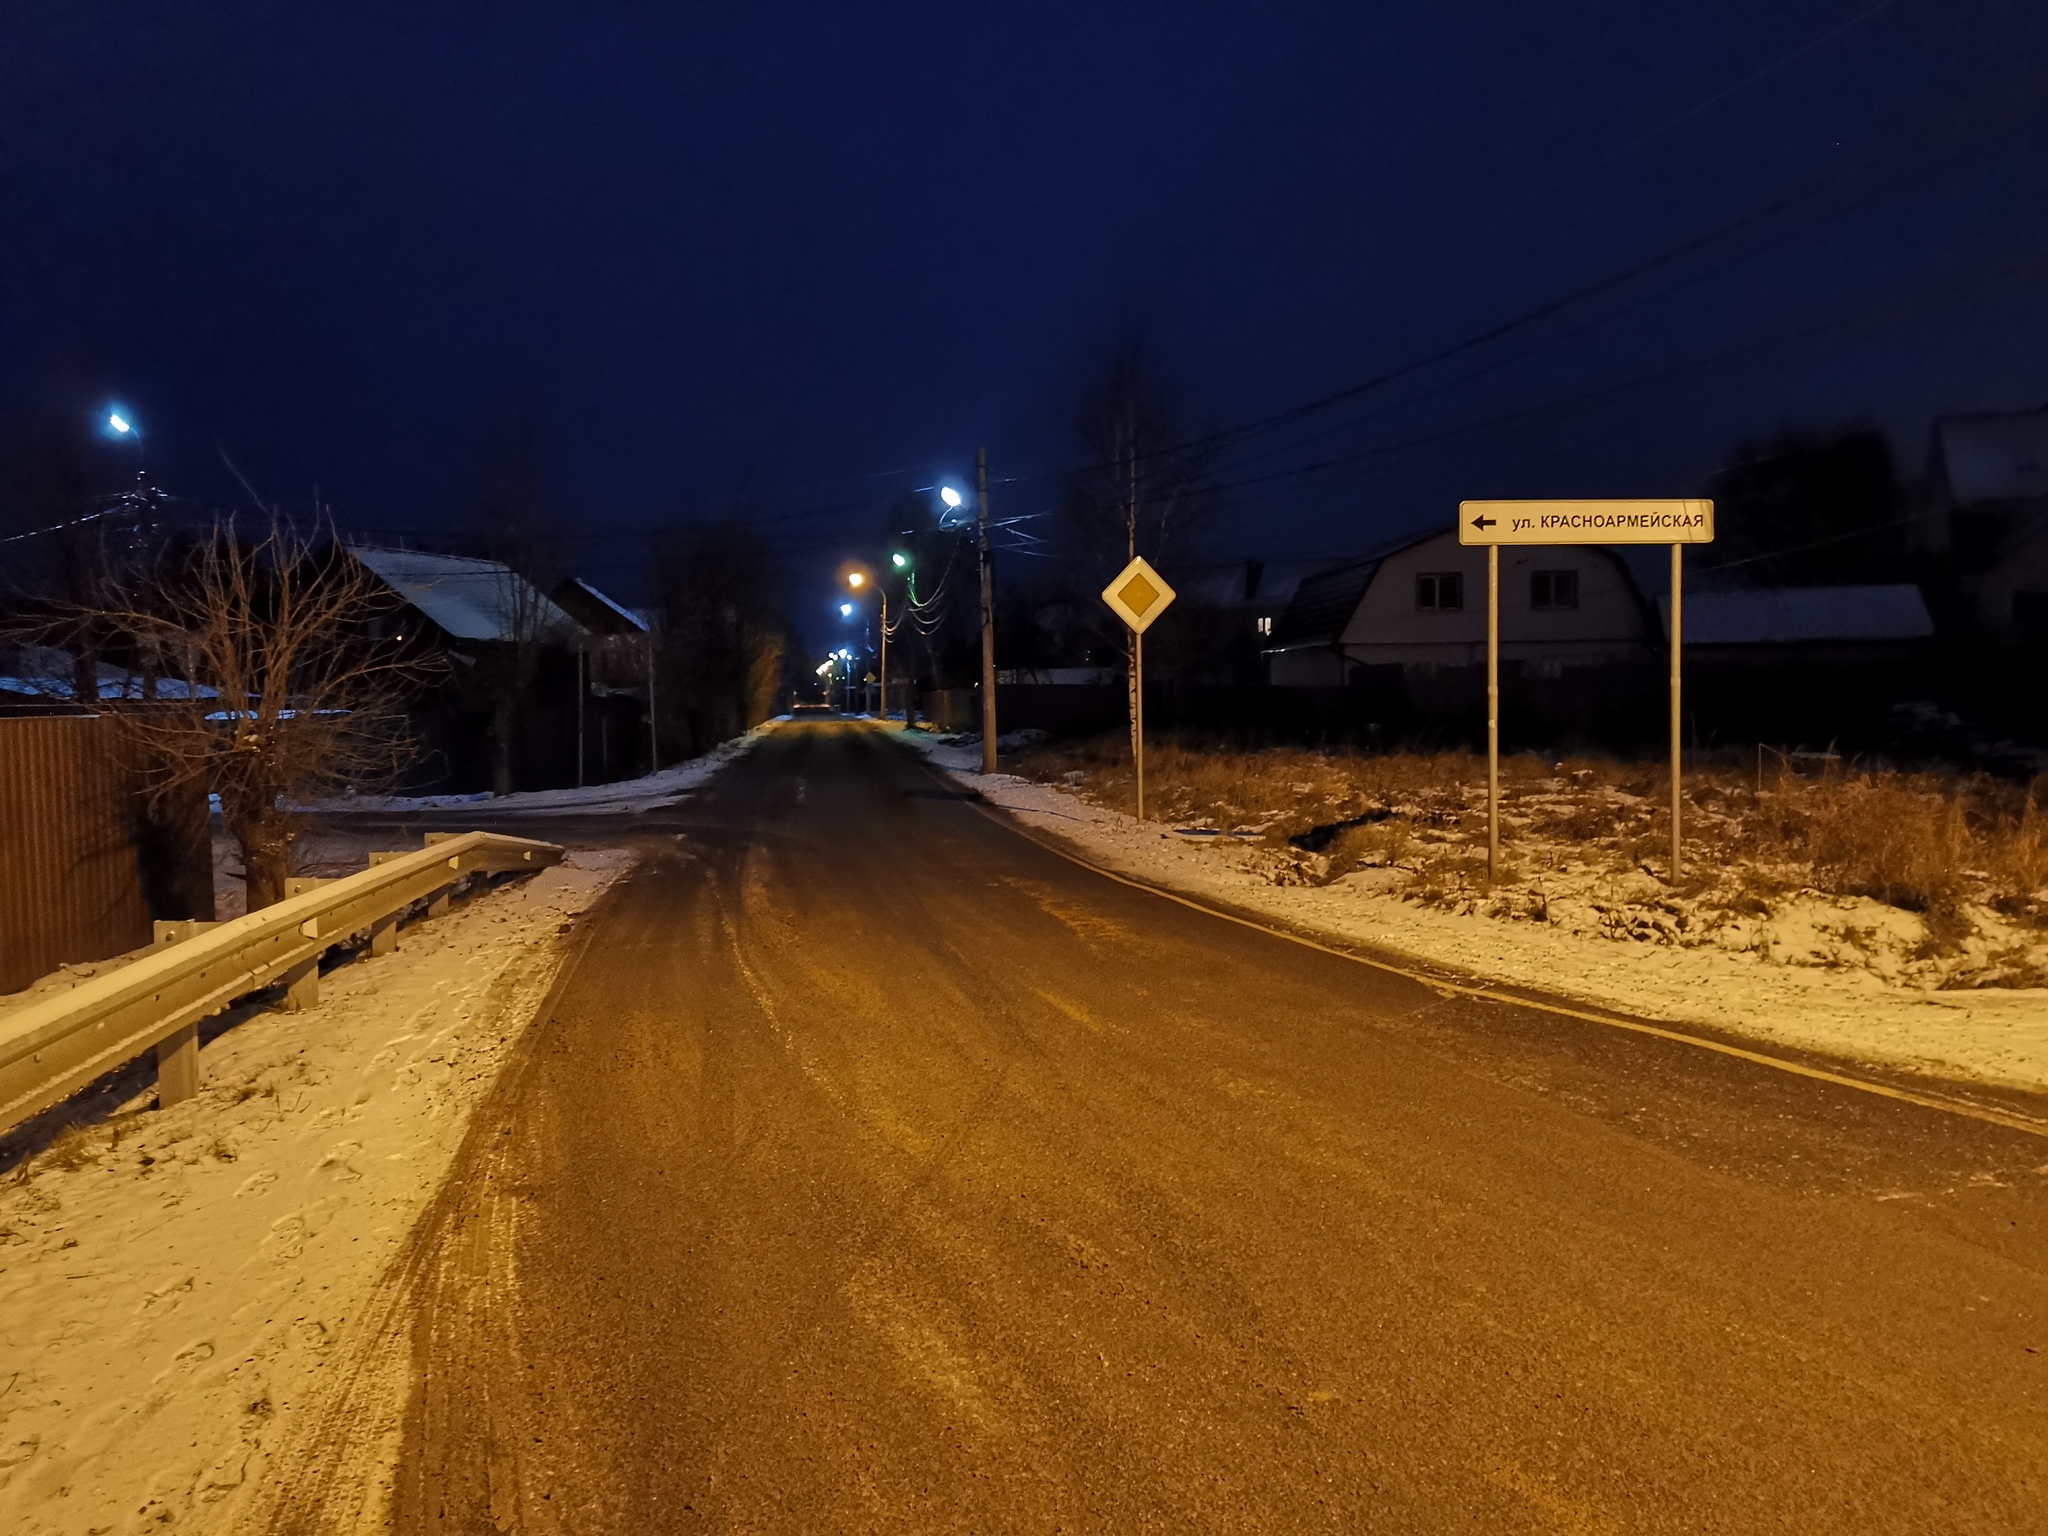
[1670,541,1683,881]
[1486,545,1500,882]
[1459,498,1713,888]
[1100,555,1177,824]
[1134,630,1146,821]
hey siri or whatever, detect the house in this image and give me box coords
[348,546,598,792]
[1266,529,1654,684]
[349,546,580,648]
[1659,585,1934,663]
[549,576,660,783]
[551,576,651,640]
[1171,558,1327,642]
[1660,584,1937,747]
[1927,410,2048,645]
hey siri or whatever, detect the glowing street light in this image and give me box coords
[939,486,963,509]
[847,571,866,589]
[840,602,854,617]
[891,552,908,568]
[106,411,133,436]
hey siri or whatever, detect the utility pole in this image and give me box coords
[1126,429,1139,766]
[576,645,586,788]
[878,588,889,720]
[645,631,659,774]
[977,447,997,773]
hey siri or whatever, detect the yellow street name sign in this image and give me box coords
[1458,499,1715,546]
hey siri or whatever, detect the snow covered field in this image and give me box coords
[905,729,2048,1093]
[0,851,630,1534]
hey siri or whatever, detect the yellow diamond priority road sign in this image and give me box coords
[1102,556,1177,635]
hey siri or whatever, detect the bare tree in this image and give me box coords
[470,562,571,794]
[460,410,575,792]
[650,522,792,754]
[1055,343,1222,717]
[74,520,423,910]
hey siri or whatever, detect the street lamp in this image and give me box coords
[939,486,963,509]
[844,566,894,721]
[99,405,152,529]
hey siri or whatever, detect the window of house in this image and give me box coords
[1416,572,1463,611]
[1255,614,1273,636]
[1530,569,1579,610]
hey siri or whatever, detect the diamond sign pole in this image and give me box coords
[1101,556,1176,823]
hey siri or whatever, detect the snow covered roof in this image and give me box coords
[1169,558,1329,613]
[551,576,649,636]
[0,648,216,701]
[350,546,577,643]
[1932,412,2048,505]
[1656,585,1933,644]
[1268,559,1383,649]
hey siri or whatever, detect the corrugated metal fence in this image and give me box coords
[0,713,212,995]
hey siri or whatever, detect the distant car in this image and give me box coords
[790,701,836,716]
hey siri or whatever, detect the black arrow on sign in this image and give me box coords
[1470,515,1496,530]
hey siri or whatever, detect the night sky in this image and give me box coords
[5,1,2045,607]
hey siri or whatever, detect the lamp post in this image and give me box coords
[973,452,997,773]
[102,407,150,534]
[846,568,894,720]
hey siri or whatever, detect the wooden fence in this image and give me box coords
[0,713,212,995]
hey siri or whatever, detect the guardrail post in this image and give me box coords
[157,1023,200,1105]
[369,912,399,956]
[426,887,452,919]
[282,958,320,1012]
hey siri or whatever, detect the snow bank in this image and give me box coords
[0,849,632,1533]
[902,730,2048,1092]
[304,730,758,815]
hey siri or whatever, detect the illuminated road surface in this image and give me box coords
[381,724,2046,1532]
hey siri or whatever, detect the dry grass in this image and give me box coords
[1008,734,2048,985]
[39,1124,105,1172]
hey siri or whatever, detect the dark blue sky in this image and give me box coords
[4,1,2045,599]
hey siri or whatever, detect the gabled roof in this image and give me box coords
[552,576,650,636]
[1931,411,2048,505]
[1263,529,1451,650]
[1657,585,1933,644]
[1168,558,1330,612]
[1268,559,1383,649]
[351,546,577,643]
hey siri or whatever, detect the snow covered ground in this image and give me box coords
[0,850,631,1534]
[905,729,2048,1093]
[301,729,758,816]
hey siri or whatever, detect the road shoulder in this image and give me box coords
[902,731,2048,1097]
[0,849,632,1535]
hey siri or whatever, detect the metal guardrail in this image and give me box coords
[0,831,563,1136]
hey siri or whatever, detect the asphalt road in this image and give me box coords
[382,723,2047,1533]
